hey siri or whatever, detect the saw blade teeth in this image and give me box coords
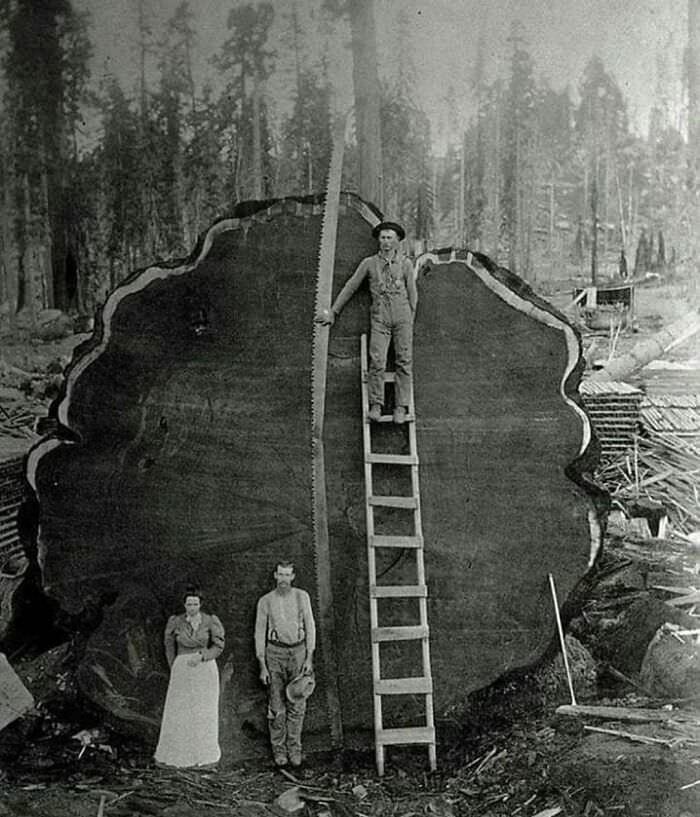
[309,111,347,749]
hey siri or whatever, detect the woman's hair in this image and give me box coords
[182,586,203,604]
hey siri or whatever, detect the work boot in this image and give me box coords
[368,403,382,422]
[393,406,407,424]
[289,751,303,769]
[273,751,288,768]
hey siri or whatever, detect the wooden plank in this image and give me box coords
[375,677,433,695]
[377,726,435,745]
[372,625,429,642]
[555,704,700,723]
[0,653,34,731]
[371,584,427,598]
[369,495,418,509]
[370,413,415,424]
[371,534,423,549]
[668,591,700,607]
[367,453,418,465]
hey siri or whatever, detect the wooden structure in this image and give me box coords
[360,334,436,776]
[573,282,635,330]
[20,196,600,762]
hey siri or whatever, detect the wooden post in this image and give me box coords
[548,573,577,706]
[590,158,598,286]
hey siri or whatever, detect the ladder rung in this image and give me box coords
[369,413,415,424]
[371,585,427,598]
[377,726,435,746]
[369,495,418,509]
[371,535,423,549]
[372,625,429,642]
[367,453,418,465]
[383,372,396,382]
[375,677,433,695]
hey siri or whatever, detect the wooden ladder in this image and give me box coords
[360,333,437,777]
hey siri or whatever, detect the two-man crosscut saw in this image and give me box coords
[310,112,347,748]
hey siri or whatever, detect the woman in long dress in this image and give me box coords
[155,588,225,768]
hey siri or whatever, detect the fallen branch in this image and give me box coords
[583,725,676,746]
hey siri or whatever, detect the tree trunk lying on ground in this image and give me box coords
[17,194,601,762]
[589,308,700,382]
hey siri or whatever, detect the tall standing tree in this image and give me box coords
[215,3,275,202]
[153,1,199,253]
[575,56,628,283]
[348,0,382,206]
[3,0,92,314]
[501,24,538,277]
[689,0,700,185]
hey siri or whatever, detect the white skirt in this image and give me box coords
[154,654,221,768]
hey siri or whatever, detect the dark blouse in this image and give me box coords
[164,612,225,667]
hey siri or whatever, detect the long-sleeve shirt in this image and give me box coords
[254,588,316,660]
[331,251,417,316]
[163,612,225,667]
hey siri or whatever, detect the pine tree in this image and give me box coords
[3,0,92,314]
[501,23,538,277]
[215,3,275,202]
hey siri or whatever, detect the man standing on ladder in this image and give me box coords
[319,221,417,424]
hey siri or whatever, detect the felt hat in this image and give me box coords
[285,671,316,702]
[372,221,406,241]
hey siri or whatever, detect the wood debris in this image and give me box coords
[597,432,700,535]
[583,725,680,747]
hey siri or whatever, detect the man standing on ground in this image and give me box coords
[319,221,417,424]
[255,561,316,768]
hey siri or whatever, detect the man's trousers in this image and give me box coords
[368,295,414,408]
[265,643,306,762]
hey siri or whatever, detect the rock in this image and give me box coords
[640,624,700,699]
[595,595,695,675]
[273,788,305,813]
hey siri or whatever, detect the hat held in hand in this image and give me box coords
[286,671,316,702]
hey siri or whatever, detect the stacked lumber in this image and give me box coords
[0,456,25,563]
[0,404,37,439]
[641,394,700,438]
[597,432,700,535]
[579,380,644,460]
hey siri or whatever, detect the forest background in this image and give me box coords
[0,0,698,326]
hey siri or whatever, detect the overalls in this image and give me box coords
[367,255,414,408]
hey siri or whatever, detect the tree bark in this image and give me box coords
[252,76,263,200]
[27,197,598,760]
[689,0,700,180]
[349,0,382,207]
[0,144,17,331]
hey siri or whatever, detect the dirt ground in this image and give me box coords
[1,272,699,817]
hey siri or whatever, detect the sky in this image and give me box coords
[75,0,689,150]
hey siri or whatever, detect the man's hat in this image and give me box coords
[286,672,316,702]
[372,221,406,241]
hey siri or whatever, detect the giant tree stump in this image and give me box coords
[25,195,600,762]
